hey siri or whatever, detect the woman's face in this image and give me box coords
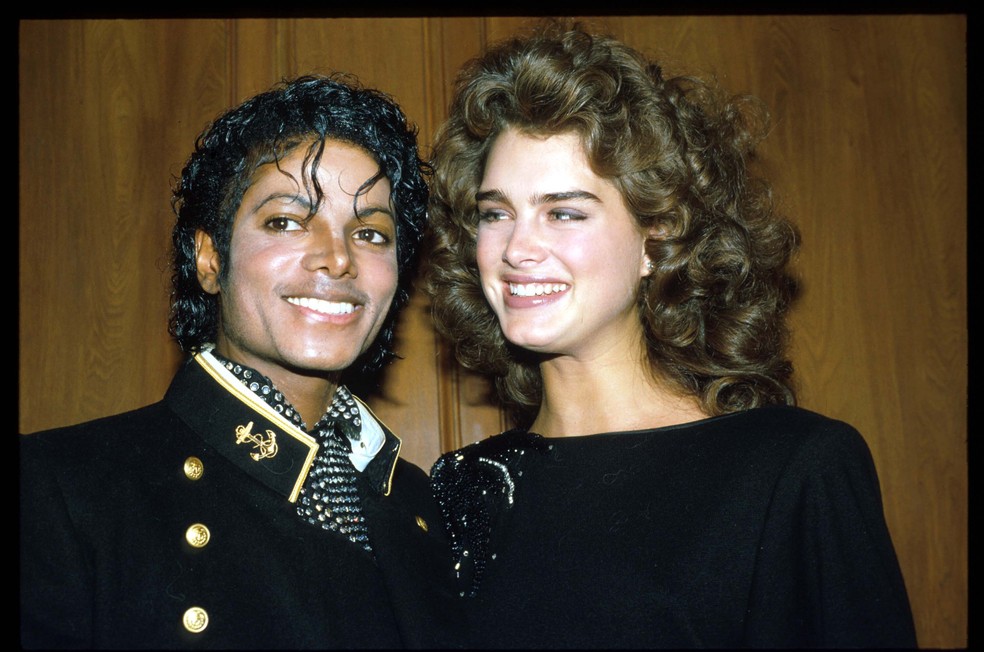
[475,127,651,361]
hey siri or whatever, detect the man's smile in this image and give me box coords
[286,296,358,315]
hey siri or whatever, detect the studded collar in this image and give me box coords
[164,352,401,502]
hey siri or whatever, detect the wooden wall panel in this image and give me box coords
[18,15,966,648]
[761,18,967,648]
[19,19,231,437]
[421,17,508,451]
[230,19,284,102]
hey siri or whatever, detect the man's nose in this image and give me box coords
[302,230,354,277]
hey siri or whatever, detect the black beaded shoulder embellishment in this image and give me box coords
[430,430,549,597]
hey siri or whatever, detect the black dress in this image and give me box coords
[431,405,916,648]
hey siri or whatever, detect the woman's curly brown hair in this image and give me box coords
[425,20,801,428]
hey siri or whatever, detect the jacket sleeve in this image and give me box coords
[20,433,94,649]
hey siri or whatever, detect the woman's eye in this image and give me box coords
[354,228,391,245]
[478,209,509,222]
[551,210,585,221]
[267,216,304,231]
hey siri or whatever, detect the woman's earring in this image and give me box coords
[645,258,655,274]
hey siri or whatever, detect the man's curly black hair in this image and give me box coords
[169,73,430,386]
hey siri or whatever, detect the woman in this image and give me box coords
[425,21,916,649]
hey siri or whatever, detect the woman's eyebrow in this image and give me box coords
[475,188,601,205]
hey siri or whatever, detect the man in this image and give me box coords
[20,74,462,649]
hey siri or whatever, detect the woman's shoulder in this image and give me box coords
[707,404,868,453]
[714,406,882,498]
[433,429,547,473]
[721,403,858,431]
[430,428,550,514]
[429,429,550,597]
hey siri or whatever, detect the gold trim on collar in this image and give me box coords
[193,352,318,503]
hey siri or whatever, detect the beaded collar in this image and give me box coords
[208,350,376,552]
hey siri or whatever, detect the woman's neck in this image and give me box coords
[530,353,708,438]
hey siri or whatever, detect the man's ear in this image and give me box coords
[195,230,221,295]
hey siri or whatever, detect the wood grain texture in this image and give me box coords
[19,19,229,433]
[420,17,507,452]
[18,15,966,648]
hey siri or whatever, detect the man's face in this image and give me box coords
[196,139,398,390]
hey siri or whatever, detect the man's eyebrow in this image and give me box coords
[475,188,601,205]
[247,192,314,213]
[246,192,393,221]
[355,203,394,220]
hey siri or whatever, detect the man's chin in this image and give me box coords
[285,354,362,377]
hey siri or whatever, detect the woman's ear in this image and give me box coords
[641,224,668,277]
[649,223,670,240]
[195,230,221,295]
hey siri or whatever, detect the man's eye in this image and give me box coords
[267,216,304,231]
[354,228,390,245]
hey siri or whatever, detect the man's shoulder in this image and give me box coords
[23,400,173,438]
[390,456,430,491]
[20,400,182,462]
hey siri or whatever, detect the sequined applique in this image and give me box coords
[430,430,549,597]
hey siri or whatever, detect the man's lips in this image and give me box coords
[286,296,358,315]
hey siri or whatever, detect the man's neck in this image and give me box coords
[207,348,339,431]
[265,373,337,432]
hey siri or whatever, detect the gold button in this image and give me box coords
[415,515,428,532]
[182,606,208,633]
[185,523,211,548]
[184,456,204,480]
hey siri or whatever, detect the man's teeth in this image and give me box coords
[287,297,355,315]
[509,283,569,297]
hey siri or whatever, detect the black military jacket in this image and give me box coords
[20,353,464,649]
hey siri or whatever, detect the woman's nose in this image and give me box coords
[502,217,547,267]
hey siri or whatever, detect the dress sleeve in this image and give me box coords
[430,430,548,598]
[20,434,94,648]
[430,447,486,597]
[744,422,917,648]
